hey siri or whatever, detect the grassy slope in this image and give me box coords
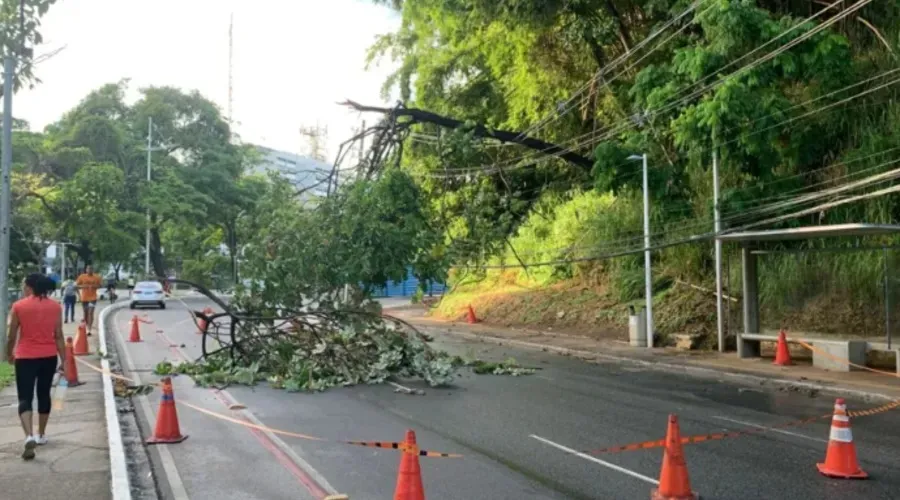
[433,276,722,347]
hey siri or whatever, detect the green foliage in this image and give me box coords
[365,0,900,338]
[0,0,58,91]
[0,361,13,389]
[237,169,445,311]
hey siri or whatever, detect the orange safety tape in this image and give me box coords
[74,357,462,458]
[343,440,463,458]
[585,414,830,455]
[583,340,900,455]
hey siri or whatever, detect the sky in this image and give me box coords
[14,0,401,163]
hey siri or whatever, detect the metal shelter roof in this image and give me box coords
[716,223,900,243]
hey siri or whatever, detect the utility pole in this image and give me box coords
[227,12,234,124]
[713,150,725,352]
[145,117,152,276]
[0,54,14,360]
[641,153,654,348]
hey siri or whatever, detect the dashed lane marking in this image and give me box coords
[530,434,659,486]
[711,416,827,444]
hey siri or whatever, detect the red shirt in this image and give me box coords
[12,296,61,359]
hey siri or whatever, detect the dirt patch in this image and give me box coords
[434,282,627,341]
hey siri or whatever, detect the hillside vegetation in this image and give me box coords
[361,0,900,344]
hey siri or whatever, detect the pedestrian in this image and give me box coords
[127,276,135,298]
[49,272,60,298]
[62,279,77,323]
[4,273,65,460]
[106,275,117,303]
[75,265,102,335]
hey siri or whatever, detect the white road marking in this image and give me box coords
[113,310,191,500]
[712,415,827,443]
[530,434,659,485]
[141,306,339,496]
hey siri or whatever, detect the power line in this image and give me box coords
[437,0,879,177]
[479,178,900,269]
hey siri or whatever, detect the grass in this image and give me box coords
[0,361,13,390]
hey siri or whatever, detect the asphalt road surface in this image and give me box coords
[108,298,900,500]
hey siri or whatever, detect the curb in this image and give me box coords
[98,301,133,500]
[417,324,898,403]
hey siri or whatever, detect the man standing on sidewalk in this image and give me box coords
[61,279,77,323]
[75,265,102,334]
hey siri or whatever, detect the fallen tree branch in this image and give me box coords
[339,100,594,171]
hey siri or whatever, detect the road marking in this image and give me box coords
[530,434,659,485]
[712,416,827,443]
[113,310,190,500]
[147,306,339,497]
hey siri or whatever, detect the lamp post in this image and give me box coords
[627,153,653,348]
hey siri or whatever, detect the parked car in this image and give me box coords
[130,281,166,309]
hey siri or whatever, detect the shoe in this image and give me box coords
[35,435,48,445]
[22,436,36,460]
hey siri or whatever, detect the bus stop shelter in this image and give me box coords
[717,223,900,357]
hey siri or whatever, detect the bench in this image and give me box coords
[738,333,867,373]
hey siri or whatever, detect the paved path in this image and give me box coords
[0,304,112,499]
[111,299,900,499]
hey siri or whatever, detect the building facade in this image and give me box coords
[250,145,332,198]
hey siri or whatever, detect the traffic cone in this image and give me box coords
[393,429,425,500]
[74,321,90,356]
[773,329,792,366]
[817,398,868,479]
[129,315,142,342]
[146,377,188,445]
[651,415,697,500]
[466,305,477,324]
[63,338,83,387]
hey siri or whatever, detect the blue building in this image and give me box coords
[370,268,446,298]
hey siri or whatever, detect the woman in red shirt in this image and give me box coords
[4,273,64,460]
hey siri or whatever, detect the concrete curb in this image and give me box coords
[98,301,133,500]
[421,325,898,402]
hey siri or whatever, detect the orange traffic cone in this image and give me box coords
[146,377,188,445]
[651,415,697,500]
[817,398,867,479]
[394,429,425,500]
[74,321,90,356]
[773,329,792,366]
[63,338,83,387]
[466,305,477,324]
[129,315,142,342]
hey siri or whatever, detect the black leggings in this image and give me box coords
[16,356,58,415]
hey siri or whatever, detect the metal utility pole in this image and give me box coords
[640,153,654,348]
[713,150,725,352]
[145,117,152,276]
[0,54,14,360]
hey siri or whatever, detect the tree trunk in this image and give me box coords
[340,101,595,171]
[150,224,166,278]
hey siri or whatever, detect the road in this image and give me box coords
[108,298,900,499]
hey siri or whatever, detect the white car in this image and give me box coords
[130,281,166,309]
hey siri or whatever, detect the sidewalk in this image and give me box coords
[387,307,900,401]
[0,306,112,499]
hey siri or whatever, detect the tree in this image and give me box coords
[0,0,59,91]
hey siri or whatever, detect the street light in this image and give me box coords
[627,153,653,348]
